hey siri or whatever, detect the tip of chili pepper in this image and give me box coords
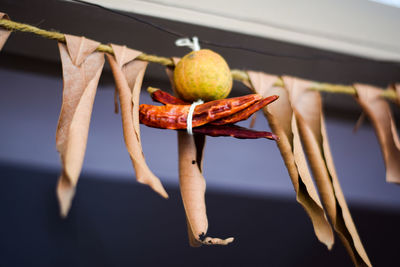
[268,94,279,102]
[269,133,279,141]
[147,86,159,95]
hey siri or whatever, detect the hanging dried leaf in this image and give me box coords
[178,132,234,246]
[283,76,371,267]
[167,60,233,246]
[166,57,181,96]
[395,83,400,103]
[0,13,11,51]
[244,71,334,249]
[56,35,104,217]
[354,84,400,184]
[106,44,168,198]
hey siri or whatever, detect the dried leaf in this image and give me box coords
[0,13,11,51]
[56,35,104,217]
[106,44,168,198]
[249,113,257,128]
[245,71,334,249]
[353,113,366,133]
[166,57,181,96]
[395,83,400,104]
[354,84,400,184]
[283,76,371,267]
[178,132,234,246]
[167,61,233,246]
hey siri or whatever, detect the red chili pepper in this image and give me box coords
[211,95,278,125]
[139,94,262,129]
[147,87,278,125]
[141,88,279,140]
[192,125,278,140]
[148,87,188,105]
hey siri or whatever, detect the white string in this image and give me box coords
[186,99,204,135]
[175,36,201,51]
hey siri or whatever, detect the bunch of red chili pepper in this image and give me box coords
[139,88,279,140]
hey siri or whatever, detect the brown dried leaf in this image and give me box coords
[352,113,366,133]
[395,83,400,104]
[249,113,257,128]
[166,57,181,96]
[178,132,234,246]
[245,71,334,249]
[106,44,168,198]
[56,35,104,217]
[167,62,233,246]
[283,76,371,267]
[0,13,11,51]
[354,84,400,184]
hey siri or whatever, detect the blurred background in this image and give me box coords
[0,0,399,266]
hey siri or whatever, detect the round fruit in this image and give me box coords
[173,49,232,102]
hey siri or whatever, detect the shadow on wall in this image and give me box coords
[0,162,399,267]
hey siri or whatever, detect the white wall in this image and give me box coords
[80,0,400,61]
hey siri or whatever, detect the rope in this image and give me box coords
[0,18,397,101]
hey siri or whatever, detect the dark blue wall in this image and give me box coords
[1,163,399,267]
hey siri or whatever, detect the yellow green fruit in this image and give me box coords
[173,49,232,102]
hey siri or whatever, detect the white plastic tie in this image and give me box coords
[176,36,203,135]
[186,99,204,135]
[175,36,201,51]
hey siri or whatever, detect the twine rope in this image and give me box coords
[0,18,397,101]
